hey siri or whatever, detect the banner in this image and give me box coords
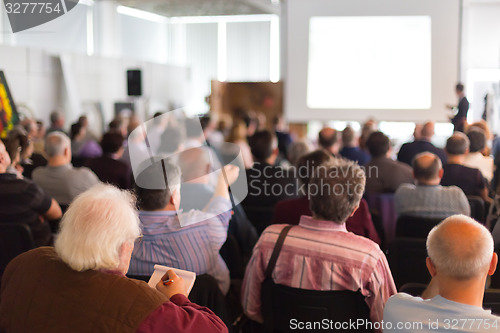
[0,70,19,138]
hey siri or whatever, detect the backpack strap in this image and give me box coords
[264,225,294,279]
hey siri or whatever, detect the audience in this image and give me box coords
[317,127,339,156]
[273,115,293,159]
[365,131,413,193]
[32,132,100,205]
[339,125,371,165]
[0,184,227,333]
[464,128,494,183]
[86,132,132,189]
[272,150,381,245]
[384,215,499,332]
[4,126,31,177]
[242,158,396,325]
[395,152,470,219]
[129,159,239,295]
[440,132,490,203]
[397,122,447,166]
[223,120,253,168]
[0,139,61,246]
[285,140,311,167]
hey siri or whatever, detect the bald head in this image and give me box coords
[412,152,442,183]
[427,215,494,280]
[178,147,212,182]
[421,122,435,140]
[318,127,338,150]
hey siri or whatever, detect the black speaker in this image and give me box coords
[127,69,142,96]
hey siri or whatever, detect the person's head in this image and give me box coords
[297,150,333,188]
[420,122,435,141]
[134,158,182,211]
[456,83,465,96]
[366,131,390,158]
[318,127,338,152]
[341,126,356,147]
[185,118,204,140]
[226,121,248,143]
[50,111,65,128]
[178,147,212,183]
[249,130,278,164]
[445,132,470,156]
[109,118,128,138]
[466,128,486,154]
[412,152,443,184]
[45,132,71,162]
[101,132,125,156]
[70,122,85,141]
[287,141,312,167]
[78,116,88,128]
[158,126,184,155]
[413,124,423,141]
[359,119,377,150]
[21,118,37,138]
[6,127,30,163]
[426,215,497,282]
[469,120,492,141]
[55,184,141,275]
[0,139,12,173]
[309,158,365,223]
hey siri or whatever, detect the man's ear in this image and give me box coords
[438,168,444,178]
[426,257,437,277]
[488,252,498,276]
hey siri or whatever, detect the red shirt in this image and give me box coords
[271,197,381,245]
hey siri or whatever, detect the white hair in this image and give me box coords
[427,214,493,280]
[55,184,141,272]
[45,132,71,157]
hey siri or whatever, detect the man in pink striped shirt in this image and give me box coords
[241,158,396,326]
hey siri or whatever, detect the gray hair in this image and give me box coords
[45,132,71,157]
[446,132,470,155]
[309,158,366,223]
[50,110,64,124]
[55,184,141,271]
[287,141,312,167]
[427,215,494,280]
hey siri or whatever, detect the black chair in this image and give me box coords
[468,195,486,224]
[395,215,442,239]
[0,223,35,284]
[261,283,373,333]
[400,283,500,316]
[242,205,276,235]
[387,238,430,289]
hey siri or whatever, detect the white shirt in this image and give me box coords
[464,152,494,182]
[383,293,500,332]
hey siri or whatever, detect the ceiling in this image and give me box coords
[113,0,281,17]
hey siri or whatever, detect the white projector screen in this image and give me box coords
[285,0,460,122]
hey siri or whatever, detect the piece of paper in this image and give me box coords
[148,264,197,295]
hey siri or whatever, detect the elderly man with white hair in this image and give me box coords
[0,184,228,333]
[32,131,99,205]
[383,215,499,332]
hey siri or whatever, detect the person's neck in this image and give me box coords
[326,146,338,155]
[446,155,465,165]
[417,178,441,186]
[419,136,432,142]
[48,156,69,167]
[437,275,486,307]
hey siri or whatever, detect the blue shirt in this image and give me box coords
[128,197,232,294]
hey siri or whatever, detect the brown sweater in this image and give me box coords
[0,247,168,332]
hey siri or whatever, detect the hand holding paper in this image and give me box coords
[155,270,188,299]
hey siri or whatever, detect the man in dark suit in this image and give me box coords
[243,130,298,233]
[447,83,469,132]
[397,122,447,166]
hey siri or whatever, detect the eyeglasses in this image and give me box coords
[134,234,144,244]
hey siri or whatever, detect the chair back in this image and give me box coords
[364,193,397,245]
[0,223,35,280]
[396,215,442,239]
[387,238,429,289]
[243,205,276,235]
[261,280,373,333]
[468,195,486,224]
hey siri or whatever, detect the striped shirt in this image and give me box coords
[241,216,397,325]
[395,184,470,219]
[128,197,232,294]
